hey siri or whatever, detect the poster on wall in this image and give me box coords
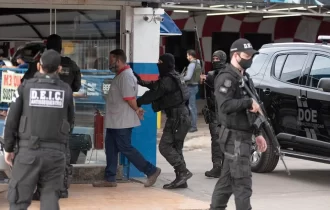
[0,71,113,105]
[266,0,330,5]
[72,75,113,105]
[0,72,23,103]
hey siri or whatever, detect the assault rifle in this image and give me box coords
[240,76,291,176]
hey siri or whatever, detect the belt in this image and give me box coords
[165,106,189,118]
[19,140,66,151]
[223,125,251,134]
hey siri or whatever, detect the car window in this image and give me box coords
[246,53,268,76]
[307,55,330,88]
[273,55,286,79]
[279,54,307,84]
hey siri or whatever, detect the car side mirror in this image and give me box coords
[317,78,330,92]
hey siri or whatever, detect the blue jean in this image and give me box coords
[188,85,199,130]
[104,128,157,182]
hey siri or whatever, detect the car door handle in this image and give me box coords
[298,95,307,101]
[263,88,271,95]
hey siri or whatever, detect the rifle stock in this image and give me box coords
[241,77,291,175]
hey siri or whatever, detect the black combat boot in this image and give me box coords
[205,165,222,178]
[163,170,188,189]
[59,190,69,198]
[173,169,192,187]
[32,190,41,201]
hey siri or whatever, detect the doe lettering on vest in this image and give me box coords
[29,88,65,108]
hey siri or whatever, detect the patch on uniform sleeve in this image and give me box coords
[11,90,19,103]
[29,88,65,108]
[219,86,228,93]
[224,79,232,87]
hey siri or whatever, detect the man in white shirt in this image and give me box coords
[93,49,161,188]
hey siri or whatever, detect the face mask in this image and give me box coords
[237,55,253,70]
[212,61,225,70]
[157,63,168,76]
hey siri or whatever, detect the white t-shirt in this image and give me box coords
[105,66,141,129]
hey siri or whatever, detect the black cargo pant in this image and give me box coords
[34,142,71,195]
[209,111,223,167]
[210,126,253,210]
[62,143,72,191]
[159,106,191,172]
[7,142,66,210]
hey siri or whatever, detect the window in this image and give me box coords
[273,55,286,79]
[246,53,268,76]
[276,54,307,84]
[308,55,330,88]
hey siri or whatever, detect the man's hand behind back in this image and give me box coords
[136,107,145,120]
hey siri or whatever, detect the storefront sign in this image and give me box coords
[74,75,113,104]
[0,70,113,105]
[0,72,23,103]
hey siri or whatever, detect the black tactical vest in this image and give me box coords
[216,65,252,132]
[205,64,226,112]
[18,74,72,144]
[152,71,190,112]
[59,57,76,88]
[205,70,218,112]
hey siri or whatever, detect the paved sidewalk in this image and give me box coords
[0,183,209,210]
[0,114,214,210]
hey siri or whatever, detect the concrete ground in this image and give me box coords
[0,183,209,210]
[145,114,330,210]
[72,114,330,210]
[149,148,330,210]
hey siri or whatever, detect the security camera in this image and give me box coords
[154,15,164,22]
[141,2,160,8]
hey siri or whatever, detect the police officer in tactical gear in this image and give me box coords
[210,39,267,210]
[134,53,192,189]
[3,49,74,210]
[201,50,227,178]
[31,34,81,200]
[21,34,81,92]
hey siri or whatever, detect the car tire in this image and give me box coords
[250,130,279,173]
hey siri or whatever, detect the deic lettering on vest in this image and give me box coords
[29,88,65,108]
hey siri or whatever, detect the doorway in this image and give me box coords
[212,32,240,62]
[244,33,272,50]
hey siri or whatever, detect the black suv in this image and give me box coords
[248,39,330,173]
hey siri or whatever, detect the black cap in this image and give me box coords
[40,49,61,73]
[230,38,258,56]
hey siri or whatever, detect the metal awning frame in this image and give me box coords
[162,3,330,18]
